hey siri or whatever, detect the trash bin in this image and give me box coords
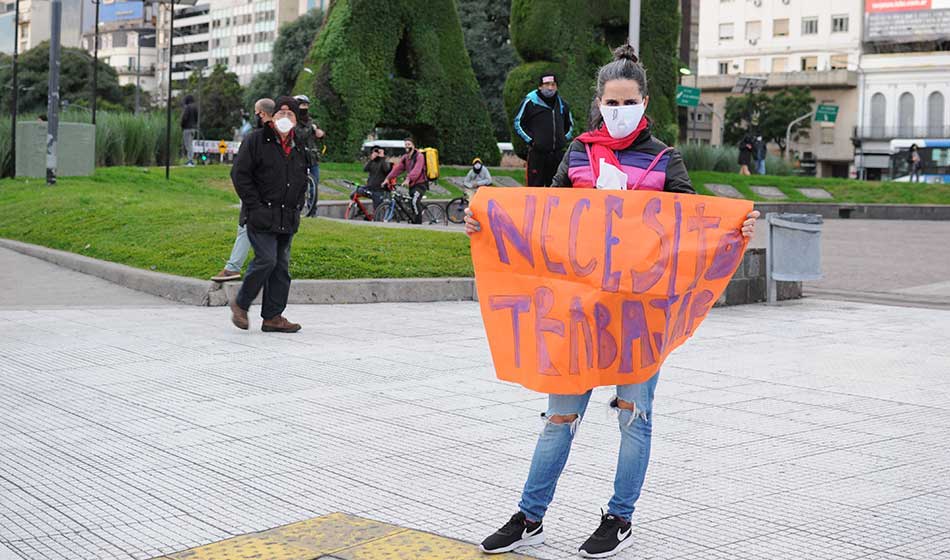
[765,213,823,303]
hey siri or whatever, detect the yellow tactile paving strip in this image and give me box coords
[154,512,535,560]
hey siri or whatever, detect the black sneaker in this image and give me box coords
[578,512,632,558]
[479,511,544,554]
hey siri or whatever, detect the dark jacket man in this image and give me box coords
[180,95,198,130]
[514,74,574,186]
[229,96,307,334]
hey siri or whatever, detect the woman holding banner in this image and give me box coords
[467,45,759,557]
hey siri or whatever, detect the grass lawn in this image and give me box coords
[0,166,473,280]
[689,171,950,204]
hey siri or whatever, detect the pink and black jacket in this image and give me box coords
[550,123,694,194]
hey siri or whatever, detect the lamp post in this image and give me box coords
[91,0,100,125]
[46,0,63,185]
[135,32,156,115]
[8,0,20,178]
[628,0,640,54]
[154,0,198,180]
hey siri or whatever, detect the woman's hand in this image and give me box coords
[741,210,760,238]
[463,208,481,237]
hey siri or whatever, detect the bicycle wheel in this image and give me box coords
[421,203,446,226]
[445,197,468,224]
[344,200,365,220]
[301,175,318,217]
[373,201,394,222]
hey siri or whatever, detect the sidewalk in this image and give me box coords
[1,298,948,559]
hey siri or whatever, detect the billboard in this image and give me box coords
[866,0,950,42]
[100,1,145,24]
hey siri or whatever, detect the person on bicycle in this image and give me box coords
[462,157,493,195]
[293,94,326,213]
[385,137,428,224]
[359,145,392,209]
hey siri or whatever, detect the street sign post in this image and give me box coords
[815,104,839,123]
[675,85,701,107]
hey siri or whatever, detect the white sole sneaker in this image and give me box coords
[578,535,632,558]
[479,532,545,554]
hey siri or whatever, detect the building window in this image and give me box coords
[801,56,818,71]
[718,61,731,75]
[744,58,761,73]
[802,17,818,35]
[832,15,849,33]
[830,54,848,70]
[821,126,835,144]
[899,92,915,136]
[772,57,787,72]
[113,30,128,48]
[746,20,761,42]
[929,92,946,137]
[773,18,789,37]
[870,93,886,138]
[719,23,734,41]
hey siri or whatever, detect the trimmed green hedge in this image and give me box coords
[504,0,680,158]
[295,0,500,165]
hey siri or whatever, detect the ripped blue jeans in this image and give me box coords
[518,375,659,523]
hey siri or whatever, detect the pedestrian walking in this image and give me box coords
[293,94,326,215]
[212,98,275,283]
[513,74,574,186]
[228,96,308,333]
[181,95,199,167]
[909,144,922,183]
[385,137,428,224]
[753,133,767,175]
[465,44,759,558]
[738,132,753,176]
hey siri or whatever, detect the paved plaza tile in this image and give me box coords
[0,299,948,559]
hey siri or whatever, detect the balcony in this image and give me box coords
[856,125,950,140]
[113,64,156,76]
[698,70,858,92]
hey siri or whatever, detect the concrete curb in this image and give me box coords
[752,201,950,220]
[0,239,212,305]
[0,238,475,307]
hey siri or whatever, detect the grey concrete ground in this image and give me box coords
[750,219,950,307]
[0,248,172,309]
[1,296,949,559]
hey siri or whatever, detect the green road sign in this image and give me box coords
[815,104,839,123]
[675,85,701,107]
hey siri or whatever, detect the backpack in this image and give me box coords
[419,147,440,180]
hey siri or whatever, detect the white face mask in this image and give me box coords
[600,103,645,139]
[275,117,294,134]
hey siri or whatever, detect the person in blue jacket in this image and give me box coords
[513,74,574,186]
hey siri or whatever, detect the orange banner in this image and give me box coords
[470,188,753,395]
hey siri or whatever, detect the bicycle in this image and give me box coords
[301,171,318,217]
[374,182,446,225]
[341,180,381,221]
[446,189,472,224]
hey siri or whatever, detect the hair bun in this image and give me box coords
[613,44,639,63]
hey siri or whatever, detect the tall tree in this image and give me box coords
[0,42,124,114]
[724,87,815,153]
[457,0,520,141]
[183,64,244,140]
[244,9,324,108]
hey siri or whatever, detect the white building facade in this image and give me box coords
[694,0,864,177]
[854,1,950,180]
[81,1,159,106]
[10,0,86,53]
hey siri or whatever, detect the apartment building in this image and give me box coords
[298,0,329,15]
[694,0,862,177]
[81,1,159,99]
[154,0,297,104]
[9,0,86,53]
[854,0,950,180]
